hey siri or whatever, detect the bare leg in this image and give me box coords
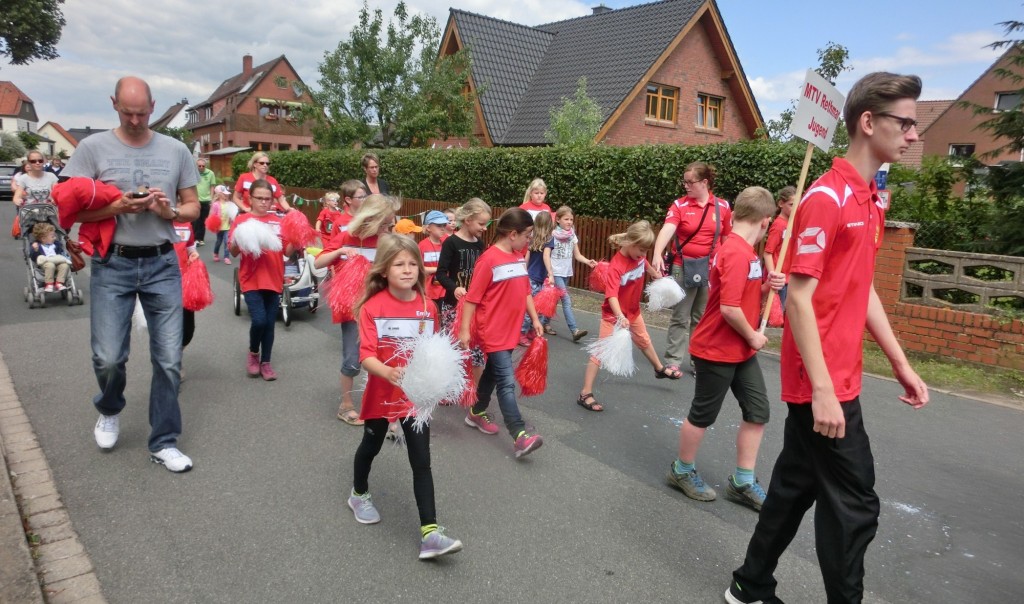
[581,360,600,396]
[677,420,707,464]
[339,374,356,411]
[736,421,766,470]
[639,344,663,370]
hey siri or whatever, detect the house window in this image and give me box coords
[645,84,678,123]
[949,144,975,157]
[697,94,723,130]
[995,92,1021,111]
[278,143,290,151]
[252,142,272,151]
[204,107,212,120]
[298,145,311,151]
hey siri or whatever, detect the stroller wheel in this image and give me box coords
[36,292,46,308]
[24,286,29,302]
[281,288,292,327]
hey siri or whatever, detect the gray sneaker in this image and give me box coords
[726,476,766,511]
[419,527,463,560]
[348,490,381,524]
[667,464,717,501]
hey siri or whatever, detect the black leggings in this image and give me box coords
[182,309,195,348]
[352,418,435,526]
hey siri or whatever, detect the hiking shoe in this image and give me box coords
[667,464,716,501]
[571,329,588,342]
[150,447,193,473]
[513,432,543,458]
[348,490,381,524]
[724,580,786,603]
[247,352,260,377]
[419,527,463,560]
[726,476,767,512]
[464,411,500,435]
[213,253,219,262]
[93,414,120,450]
[260,362,277,381]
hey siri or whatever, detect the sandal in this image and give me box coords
[656,365,683,380]
[544,325,557,335]
[337,408,364,425]
[576,393,604,412]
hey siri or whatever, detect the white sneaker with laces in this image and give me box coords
[150,447,193,473]
[94,414,120,450]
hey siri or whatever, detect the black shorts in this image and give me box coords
[686,354,770,428]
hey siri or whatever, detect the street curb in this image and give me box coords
[0,349,106,604]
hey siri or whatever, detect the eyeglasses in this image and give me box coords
[28,159,45,164]
[353,194,368,200]
[875,112,918,133]
[256,161,270,165]
[250,196,273,202]
[683,179,705,186]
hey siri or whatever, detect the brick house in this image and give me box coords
[437,0,762,147]
[186,54,318,175]
[899,100,953,168]
[920,48,1022,166]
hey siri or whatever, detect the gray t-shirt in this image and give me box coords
[63,130,199,246]
[14,172,58,204]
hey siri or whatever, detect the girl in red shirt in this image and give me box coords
[347,234,463,560]
[229,180,294,381]
[519,178,554,219]
[459,208,544,459]
[417,210,449,312]
[172,220,199,352]
[577,220,670,411]
[314,194,400,425]
[314,191,343,242]
[762,185,795,310]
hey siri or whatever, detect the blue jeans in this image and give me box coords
[552,275,578,332]
[521,279,548,333]
[244,290,280,362]
[339,320,360,377]
[90,250,183,452]
[213,231,229,256]
[473,349,525,438]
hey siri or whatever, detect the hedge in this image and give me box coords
[233,142,835,224]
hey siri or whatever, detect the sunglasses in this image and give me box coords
[256,161,270,165]
[28,159,45,164]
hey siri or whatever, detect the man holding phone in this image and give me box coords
[63,76,200,473]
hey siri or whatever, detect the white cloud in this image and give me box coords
[852,30,1003,73]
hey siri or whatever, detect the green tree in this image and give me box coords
[155,127,194,148]
[0,131,27,161]
[16,130,40,151]
[306,1,476,149]
[0,0,65,66]
[959,20,1024,159]
[544,77,604,147]
[758,42,851,151]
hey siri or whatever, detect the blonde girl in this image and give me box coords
[211,185,237,264]
[315,191,343,240]
[347,234,463,559]
[519,210,554,344]
[577,221,671,411]
[519,178,553,219]
[543,205,597,342]
[315,194,401,425]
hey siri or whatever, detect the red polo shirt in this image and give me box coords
[465,246,530,353]
[230,213,285,293]
[781,157,885,404]
[664,195,733,263]
[601,252,647,322]
[690,234,763,363]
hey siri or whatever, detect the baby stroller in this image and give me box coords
[232,247,325,327]
[19,202,85,308]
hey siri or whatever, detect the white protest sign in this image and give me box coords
[789,69,846,152]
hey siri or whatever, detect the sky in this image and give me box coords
[1,0,1019,133]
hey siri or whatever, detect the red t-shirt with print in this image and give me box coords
[418,237,446,300]
[663,196,733,264]
[601,251,647,322]
[171,221,195,271]
[317,231,379,270]
[235,173,286,211]
[357,289,438,421]
[230,213,285,293]
[465,246,530,353]
[764,215,788,268]
[689,233,764,363]
[519,201,554,220]
[781,157,885,404]
[316,208,345,238]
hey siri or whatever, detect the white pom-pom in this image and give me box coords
[645,276,685,311]
[586,325,635,376]
[397,332,469,431]
[132,298,147,331]
[232,219,281,257]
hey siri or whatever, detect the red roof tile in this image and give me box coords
[900,100,954,167]
[0,81,34,116]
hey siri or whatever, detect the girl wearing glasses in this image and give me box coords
[13,151,58,207]
[233,152,292,213]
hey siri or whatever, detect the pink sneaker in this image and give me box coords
[213,253,219,262]
[44,283,54,293]
[260,362,277,381]
[464,410,500,435]
[224,257,232,265]
[513,432,543,458]
[247,352,260,377]
[56,283,67,292]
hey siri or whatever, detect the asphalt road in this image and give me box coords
[1,202,1022,603]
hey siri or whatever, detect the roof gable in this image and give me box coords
[0,81,35,118]
[194,55,287,109]
[150,99,189,130]
[40,121,78,148]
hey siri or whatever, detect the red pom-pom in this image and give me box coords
[532,284,564,318]
[326,254,371,323]
[458,356,478,406]
[279,210,317,250]
[204,213,221,235]
[182,260,215,311]
[515,336,548,397]
[451,297,479,346]
[588,261,610,293]
[767,293,784,328]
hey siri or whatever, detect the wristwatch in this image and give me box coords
[170,207,180,220]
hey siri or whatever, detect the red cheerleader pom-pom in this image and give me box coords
[532,284,564,318]
[326,254,371,323]
[451,297,479,346]
[182,260,215,311]
[458,356,478,407]
[279,210,317,250]
[767,293,784,328]
[588,261,610,293]
[204,212,221,235]
[515,336,548,397]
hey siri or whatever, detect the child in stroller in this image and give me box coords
[20,202,84,307]
[29,223,70,292]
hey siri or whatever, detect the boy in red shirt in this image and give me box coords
[418,210,449,312]
[667,187,783,510]
[762,186,795,309]
[727,73,929,604]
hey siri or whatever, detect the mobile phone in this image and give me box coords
[131,189,149,199]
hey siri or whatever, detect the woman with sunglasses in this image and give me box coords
[233,152,292,213]
[13,151,58,207]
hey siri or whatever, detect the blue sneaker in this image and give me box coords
[347,490,381,524]
[726,475,766,512]
[667,463,716,501]
[419,527,463,560]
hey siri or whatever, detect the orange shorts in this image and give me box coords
[589,315,652,366]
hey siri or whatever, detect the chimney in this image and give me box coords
[242,54,253,76]
[592,4,612,15]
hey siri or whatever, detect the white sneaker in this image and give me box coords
[93,414,120,450]
[150,447,193,473]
